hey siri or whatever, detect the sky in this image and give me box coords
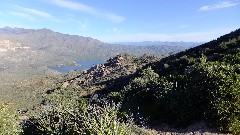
[0,0,239,43]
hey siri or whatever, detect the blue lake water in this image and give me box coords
[49,59,103,73]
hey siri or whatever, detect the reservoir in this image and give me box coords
[49,59,103,73]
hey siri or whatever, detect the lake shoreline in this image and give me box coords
[48,59,104,73]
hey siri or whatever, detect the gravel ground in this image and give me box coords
[144,121,231,135]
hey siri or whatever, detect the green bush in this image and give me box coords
[164,62,240,132]
[80,102,135,135]
[196,62,240,134]
[122,67,173,121]
[121,63,240,134]
[24,89,88,134]
[25,88,138,135]
[0,103,22,135]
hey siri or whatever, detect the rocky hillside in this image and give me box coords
[21,28,240,135]
[32,54,161,98]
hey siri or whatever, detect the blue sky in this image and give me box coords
[0,0,239,42]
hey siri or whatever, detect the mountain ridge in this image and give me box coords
[0,26,195,60]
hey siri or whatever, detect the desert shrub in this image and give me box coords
[107,92,121,102]
[0,103,22,135]
[121,66,205,125]
[161,62,240,133]
[122,67,173,121]
[164,62,240,133]
[122,63,240,134]
[219,42,228,50]
[80,102,136,135]
[24,88,138,135]
[199,63,240,134]
[223,52,240,64]
[23,89,88,134]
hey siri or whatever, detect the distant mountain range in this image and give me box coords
[113,41,202,48]
[0,27,201,60]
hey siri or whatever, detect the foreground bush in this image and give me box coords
[0,103,22,135]
[188,62,240,134]
[80,102,135,135]
[23,89,88,134]
[24,89,139,135]
[122,64,240,134]
[121,67,173,122]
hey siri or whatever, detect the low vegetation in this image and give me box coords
[117,29,240,134]
[122,63,240,134]
[0,103,22,134]
[23,89,146,135]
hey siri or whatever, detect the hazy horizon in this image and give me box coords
[0,26,228,44]
[0,0,239,42]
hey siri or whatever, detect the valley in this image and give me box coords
[0,27,196,109]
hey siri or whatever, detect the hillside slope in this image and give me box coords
[149,28,240,75]
[20,29,240,134]
[129,28,240,133]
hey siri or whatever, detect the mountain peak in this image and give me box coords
[0,26,31,34]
